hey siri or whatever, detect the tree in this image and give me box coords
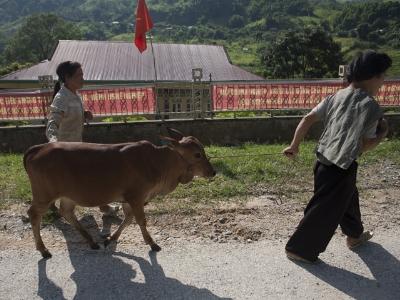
[284,0,313,16]
[356,23,370,40]
[81,22,108,40]
[228,15,245,28]
[262,27,343,79]
[0,62,33,77]
[4,13,82,64]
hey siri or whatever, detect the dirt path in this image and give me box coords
[0,182,399,253]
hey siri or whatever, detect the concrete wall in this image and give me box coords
[1,115,399,153]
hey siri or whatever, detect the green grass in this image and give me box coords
[334,37,359,54]
[333,38,400,78]
[213,111,268,118]
[0,154,31,208]
[383,47,400,78]
[3,139,399,212]
[100,116,148,122]
[224,41,264,76]
[314,7,342,23]
[294,16,321,26]
[110,33,132,42]
[358,138,400,165]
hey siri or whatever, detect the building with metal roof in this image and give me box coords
[0,40,263,86]
[0,40,264,118]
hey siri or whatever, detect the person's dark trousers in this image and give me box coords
[285,160,364,261]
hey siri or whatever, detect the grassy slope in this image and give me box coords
[2,1,399,78]
[334,37,400,78]
[383,48,400,78]
[223,5,400,78]
[224,41,264,76]
[110,31,399,78]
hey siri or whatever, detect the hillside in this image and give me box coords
[0,0,399,78]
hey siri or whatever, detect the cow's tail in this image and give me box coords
[23,144,43,171]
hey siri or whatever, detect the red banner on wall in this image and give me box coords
[1,80,400,120]
[0,86,156,120]
[376,80,400,106]
[212,80,400,111]
[80,86,156,116]
[0,90,52,120]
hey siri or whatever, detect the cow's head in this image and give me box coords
[161,128,216,183]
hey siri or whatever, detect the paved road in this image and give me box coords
[1,228,399,300]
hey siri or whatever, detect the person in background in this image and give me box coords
[283,50,392,263]
[46,61,117,216]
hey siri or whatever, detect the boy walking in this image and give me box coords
[283,50,392,263]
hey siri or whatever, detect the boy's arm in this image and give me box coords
[361,118,389,152]
[283,111,320,158]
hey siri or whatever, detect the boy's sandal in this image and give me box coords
[285,250,319,264]
[101,204,120,217]
[346,231,373,250]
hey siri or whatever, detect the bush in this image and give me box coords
[0,62,33,76]
[228,15,245,28]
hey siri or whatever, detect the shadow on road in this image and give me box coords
[114,251,232,300]
[300,242,400,300]
[38,215,230,300]
[38,259,67,300]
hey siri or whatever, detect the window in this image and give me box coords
[164,99,170,112]
[186,99,192,112]
[172,100,182,112]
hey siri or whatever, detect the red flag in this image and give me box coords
[134,0,153,53]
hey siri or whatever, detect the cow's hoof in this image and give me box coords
[100,231,111,238]
[41,250,52,259]
[90,243,100,250]
[104,238,116,248]
[151,244,161,252]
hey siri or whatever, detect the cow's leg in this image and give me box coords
[130,202,161,252]
[59,199,100,250]
[48,201,61,219]
[49,202,58,213]
[28,197,53,259]
[104,203,133,247]
[99,204,119,217]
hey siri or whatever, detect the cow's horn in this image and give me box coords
[166,127,184,140]
[159,135,179,147]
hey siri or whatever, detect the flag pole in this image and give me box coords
[135,0,158,118]
[149,32,158,82]
[149,32,160,118]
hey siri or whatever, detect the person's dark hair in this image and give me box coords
[52,61,82,99]
[346,50,392,83]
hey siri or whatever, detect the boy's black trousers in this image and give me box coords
[285,160,364,261]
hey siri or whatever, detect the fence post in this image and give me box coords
[38,75,54,122]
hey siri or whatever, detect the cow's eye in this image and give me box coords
[194,153,201,158]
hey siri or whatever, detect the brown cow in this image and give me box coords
[24,130,215,258]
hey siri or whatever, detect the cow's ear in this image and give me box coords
[159,136,180,147]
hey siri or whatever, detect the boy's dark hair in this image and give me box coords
[52,61,82,99]
[346,50,392,83]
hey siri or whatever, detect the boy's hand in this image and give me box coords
[376,118,389,138]
[283,145,299,158]
[84,111,93,121]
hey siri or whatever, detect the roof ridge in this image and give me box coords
[58,40,224,48]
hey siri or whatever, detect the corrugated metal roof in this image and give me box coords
[1,40,264,82]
